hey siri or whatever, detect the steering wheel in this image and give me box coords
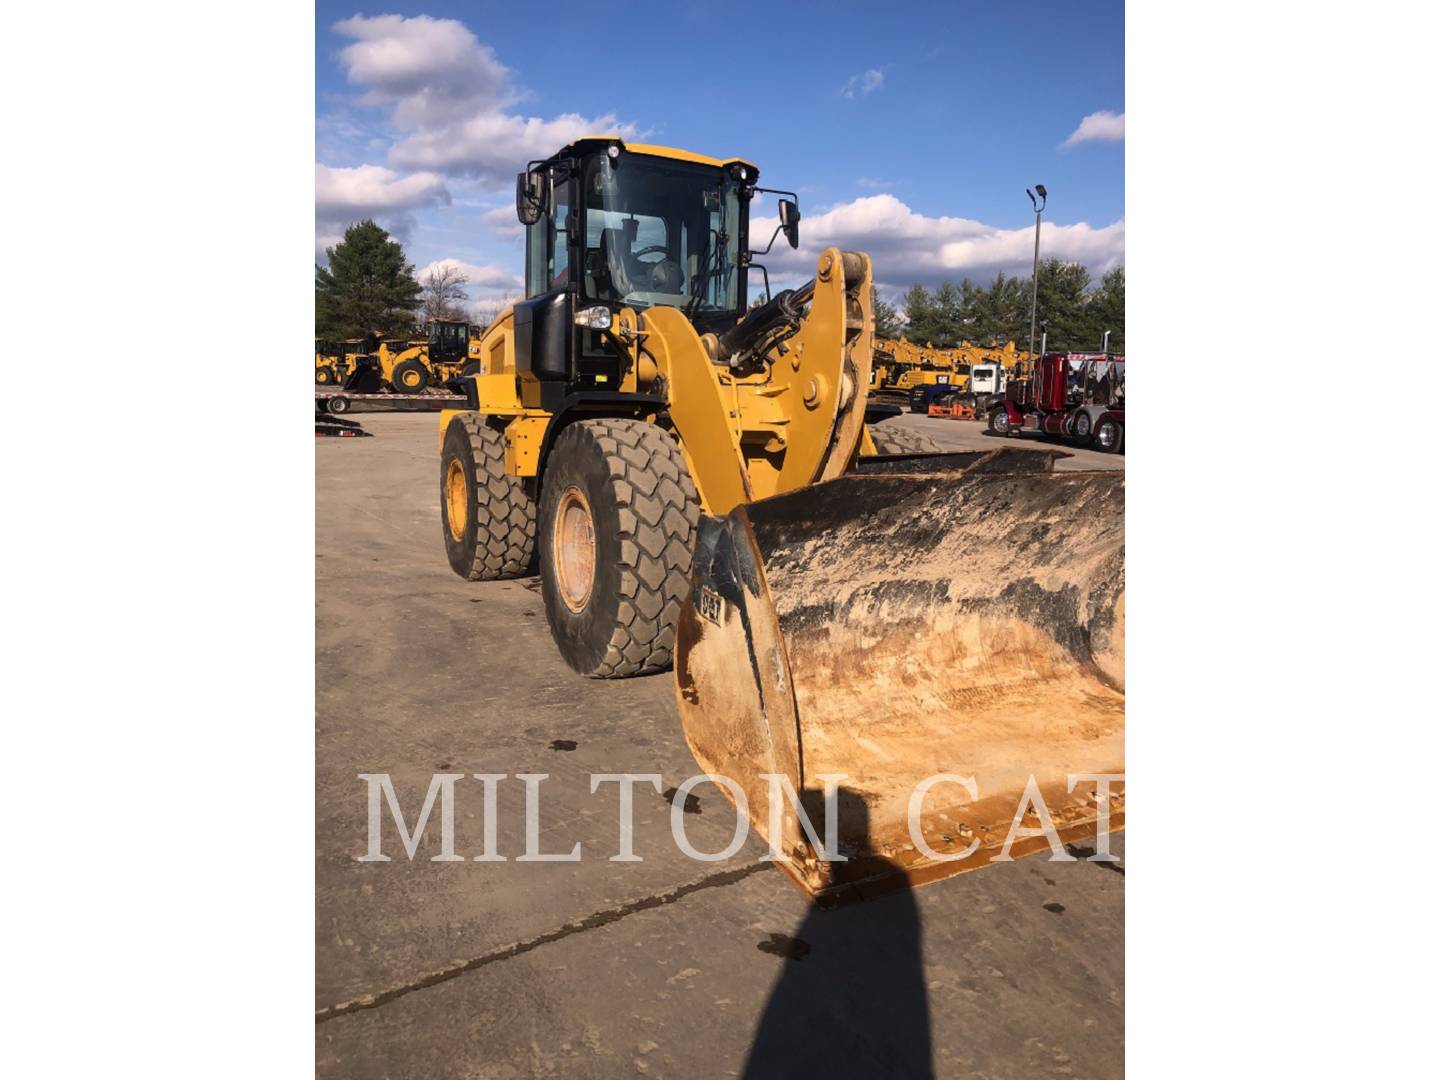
[633,245,682,292]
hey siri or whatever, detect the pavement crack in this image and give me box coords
[315,861,769,1024]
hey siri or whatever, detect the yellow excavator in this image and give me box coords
[870,337,976,412]
[437,138,1123,902]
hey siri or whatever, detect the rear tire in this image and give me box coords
[1095,417,1124,454]
[1073,410,1093,442]
[327,395,350,415]
[539,419,700,678]
[441,414,537,580]
[868,420,944,455]
[392,359,429,394]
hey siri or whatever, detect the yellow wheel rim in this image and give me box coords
[445,458,468,541]
[402,369,422,388]
[554,486,595,613]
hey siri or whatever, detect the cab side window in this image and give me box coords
[525,212,548,297]
[524,168,573,297]
[550,178,571,289]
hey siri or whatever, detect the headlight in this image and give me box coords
[574,306,612,330]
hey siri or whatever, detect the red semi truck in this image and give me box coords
[987,351,1125,454]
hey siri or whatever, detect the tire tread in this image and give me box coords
[453,414,536,580]
[554,419,700,677]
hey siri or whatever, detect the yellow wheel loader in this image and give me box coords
[423,320,483,384]
[315,339,340,385]
[315,337,368,385]
[438,138,1123,899]
[385,342,431,394]
[363,336,428,394]
[349,321,479,393]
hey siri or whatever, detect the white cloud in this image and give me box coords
[334,14,639,181]
[416,257,523,295]
[315,232,344,262]
[314,163,450,220]
[750,193,1124,290]
[841,68,886,98]
[335,14,514,128]
[1063,110,1125,148]
[314,163,451,251]
[389,110,639,180]
[480,204,523,240]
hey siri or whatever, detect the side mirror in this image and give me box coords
[778,199,801,249]
[515,170,546,226]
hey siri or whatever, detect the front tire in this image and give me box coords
[392,359,429,394]
[315,365,337,385]
[441,414,537,580]
[539,419,700,678]
[988,407,1012,435]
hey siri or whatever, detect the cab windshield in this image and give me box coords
[428,322,467,358]
[582,154,742,315]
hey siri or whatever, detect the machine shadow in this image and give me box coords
[742,789,934,1080]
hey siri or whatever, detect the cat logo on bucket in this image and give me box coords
[696,586,725,625]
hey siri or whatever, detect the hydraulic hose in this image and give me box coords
[711,278,816,365]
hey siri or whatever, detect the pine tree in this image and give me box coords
[931,282,964,345]
[1089,267,1125,352]
[873,294,903,338]
[1030,259,1094,351]
[896,261,1123,353]
[901,283,944,343]
[316,220,422,340]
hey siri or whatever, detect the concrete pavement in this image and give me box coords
[316,411,1124,1078]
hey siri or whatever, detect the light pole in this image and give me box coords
[1026,185,1047,365]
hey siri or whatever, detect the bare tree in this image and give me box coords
[419,264,471,324]
[471,293,523,333]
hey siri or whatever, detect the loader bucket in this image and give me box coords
[674,448,1124,905]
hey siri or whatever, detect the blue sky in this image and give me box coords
[315,1,1124,314]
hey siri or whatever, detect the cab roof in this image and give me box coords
[554,136,758,176]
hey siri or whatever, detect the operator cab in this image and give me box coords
[512,138,799,399]
[427,320,470,365]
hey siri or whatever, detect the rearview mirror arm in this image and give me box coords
[749,226,786,258]
[745,186,801,258]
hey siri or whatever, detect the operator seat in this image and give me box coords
[600,228,638,298]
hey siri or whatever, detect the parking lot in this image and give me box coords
[884,411,1126,470]
[316,410,1124,1077]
